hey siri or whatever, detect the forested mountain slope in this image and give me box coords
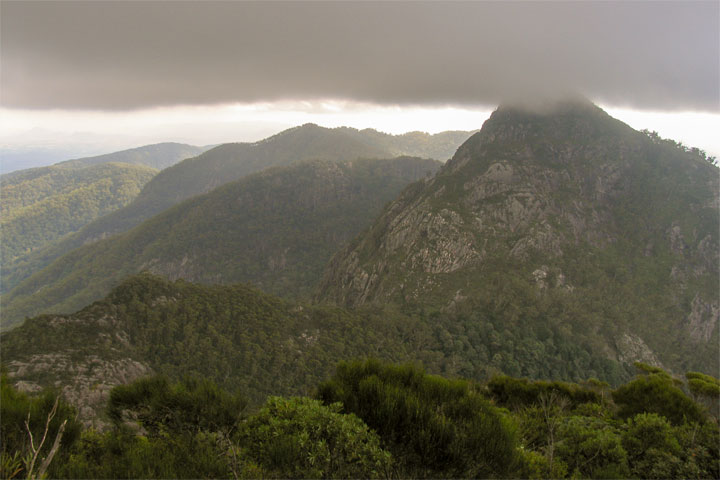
[1,273,634,427]
[0,162,157,270]
[1,125,473,294]
[343,127,477,161]
[1,157,440,327]
[55,142,210,170]
[56,124,471,243]
[319,100,719,376]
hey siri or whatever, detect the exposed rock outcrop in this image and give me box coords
[318,99,719,374]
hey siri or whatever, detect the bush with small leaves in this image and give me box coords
[317,359,520,478]
[237,396,391,479]
[612,372,705,425]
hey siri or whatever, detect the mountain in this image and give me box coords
[0,273,431,425]
[54,142,211,170]
[62,124,471,241]
[343,128,478,161]
[0,142,209,175]
[318,100,719,376]
[0,273,633,426]
[0,125,474,294]
[1,162,157,268]
[1,157,440,327]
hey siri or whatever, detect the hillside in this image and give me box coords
[0,162,157,268]
[0,273,435,424]
[318,100,719,376]
[1,126,473,294]
[343,127,477,161]
[61,125,472,242]
[55,142,210,170]
[1,157,440,327]
[1,273,635,427]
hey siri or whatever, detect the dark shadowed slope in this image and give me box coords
[1,125,472,294]
[1,157,440,327]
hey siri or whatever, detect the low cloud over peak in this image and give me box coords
[2,1,718,112]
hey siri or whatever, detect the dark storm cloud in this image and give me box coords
[2,1,718,111]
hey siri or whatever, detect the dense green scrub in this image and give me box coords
[2,360,717,479]
[1,273,633,414]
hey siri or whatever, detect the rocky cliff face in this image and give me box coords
[2,309,152,429]
[318,100,719,375]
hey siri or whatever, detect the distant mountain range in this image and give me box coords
[66,124,472,245]
[0,156,440,326]
[1,126,474,296]
[55,142,211,170]
[0,142,210,174]
[0,142,210,292]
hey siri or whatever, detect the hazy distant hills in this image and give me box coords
[343,128,479,161]
[70,124,473,243]
[319,100,719,376]
[0,142,210,175]
[1,157,440,326]
[1,162,157,269]
[55,142,211,170]
[0,142,210,289]
[0,125,474,295]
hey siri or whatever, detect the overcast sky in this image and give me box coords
[1,1,719,166]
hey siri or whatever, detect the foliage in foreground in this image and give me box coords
[237,396,391,479]
[317,359,520,478]
[1,360,718,479]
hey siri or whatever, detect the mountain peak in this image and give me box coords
[495,94,596,114]
[485,96,615,133]
[318,106,719,376]
[444,98,632,175]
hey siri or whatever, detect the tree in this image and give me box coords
[622,413,683,479]
[317,359,520,478]
[237,396,391,479]
[556,416,629,478]
[106,375,246,436]
[59,376,246,479]
[612,369,705,425]
[685,372,720,419]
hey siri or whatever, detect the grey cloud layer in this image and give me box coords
[2,1,718,111]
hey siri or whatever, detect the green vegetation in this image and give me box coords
[1,272,634,417]
[1,157,439,328]
[0,375,83,480]
[319,100,719,377]
[612,365,706,425]
[1,125,470,298]
[106,376,247,435]
[2,106,717,477]
[2,359,717,479]
[237,396,391,478]
[317,359,519,478]
[55,142,209,170]
[1,162,157,268]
